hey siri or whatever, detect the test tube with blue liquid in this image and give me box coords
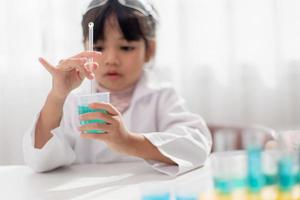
[242,129,266,196]
[262,151,278,187]
[211,150,247,198]
[276,131,300,199]
[211,129,248,199]
[278,155,295,193]
[77,22,109,134]
[295,146,300,198]
[297,147,300,186]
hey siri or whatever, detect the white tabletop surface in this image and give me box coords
[0,161,214,200]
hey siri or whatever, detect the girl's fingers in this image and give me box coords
[89,103,120,116]
[39,57,55,74]
[80,132,109,141]
[76,68,85,80]
[84,62,99,72]
[58,58,88,71]
[73,64,92,80]
[79,123,112,133]
[59,58,96,80]
[80,112,115,124]
[71,51,102,60]
[40,51,100,80]
[83,62,97,80]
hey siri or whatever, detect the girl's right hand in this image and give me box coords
[39,51,101,100]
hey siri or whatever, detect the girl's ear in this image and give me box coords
[145,40,156,62]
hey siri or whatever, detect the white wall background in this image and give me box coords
[1,0,300,164]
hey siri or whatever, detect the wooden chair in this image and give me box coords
[207,123,277,152]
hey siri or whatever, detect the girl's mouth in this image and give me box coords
[105,72,122,80]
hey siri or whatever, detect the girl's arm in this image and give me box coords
[78,102,176,164]
[78,88,211,174]
[23,93,77,173]
[124,133,176,165]
[78,102,177,165]
[35,52,100,148]
[34,91,66,149]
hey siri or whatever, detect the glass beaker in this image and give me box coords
[77,92,110,134]
[211,151,248,198]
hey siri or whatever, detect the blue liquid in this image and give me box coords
[278,156,295,192]
[175,195,198,200]
[142,193,170,200]
[296,172,300,184]
[78,105,107,134]
[264,174,277,186]
[214,177,247,194]
[247,147,265,193]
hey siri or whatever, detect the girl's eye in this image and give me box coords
[120,46,135,51]
[93,47,103,52]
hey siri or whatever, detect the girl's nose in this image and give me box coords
[103,49,120,67]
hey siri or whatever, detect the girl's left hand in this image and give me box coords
[78,102,133,153]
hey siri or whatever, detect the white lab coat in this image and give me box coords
[23,70,212,176]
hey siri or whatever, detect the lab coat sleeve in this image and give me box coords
[23,94,76,172]
[143,87,212,176]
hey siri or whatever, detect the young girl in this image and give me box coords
[23,0,212,176]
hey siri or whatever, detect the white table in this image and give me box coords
[0,161,214,200]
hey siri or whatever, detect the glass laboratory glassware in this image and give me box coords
[77,92,110,134]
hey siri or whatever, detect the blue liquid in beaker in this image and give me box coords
[175,195,198,200]
[296,172,300,184]
[78,105,107,134]
[214,177,247,194]
[264,174,278,186]
[142,193,170,200]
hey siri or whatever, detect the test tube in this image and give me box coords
[242,129,265,194]
[88,22,94,94]
[277,131,299,198]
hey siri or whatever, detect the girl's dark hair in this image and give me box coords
[82,0,157,48]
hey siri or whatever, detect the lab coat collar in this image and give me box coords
[89,69,169,103]
[131,69,171,103]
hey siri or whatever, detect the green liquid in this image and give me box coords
[296,172,300,184]
[264,174,277,186]
[278,156,295,192]
[247,147,265,193]
[78,105,107,134]
[175,195,198,200]
[142,193,170,200]
[214,177,247,194]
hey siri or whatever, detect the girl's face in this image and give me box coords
[87,15,154,92]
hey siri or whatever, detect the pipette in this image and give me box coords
[88,22,94,94]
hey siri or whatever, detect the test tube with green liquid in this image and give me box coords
[242,129,266,195]
[276,131,300,199]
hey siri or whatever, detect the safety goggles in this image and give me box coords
[85,0,158,21]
